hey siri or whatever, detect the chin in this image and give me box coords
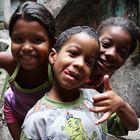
[98,63,114,75]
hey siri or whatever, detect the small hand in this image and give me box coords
[89,75,124,125]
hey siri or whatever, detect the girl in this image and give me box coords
[20,26,107,140]
[86,17,139,136]
[2,1,56,140]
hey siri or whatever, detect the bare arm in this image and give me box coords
[116,100,138,130]
[0,52,15,74]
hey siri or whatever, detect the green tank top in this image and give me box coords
[8,63,53,93]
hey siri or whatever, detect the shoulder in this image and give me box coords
[0,52,16,74]
[22,108,48,132]
[21,111,47,139]
[24,95,48,118]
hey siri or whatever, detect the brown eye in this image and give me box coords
[101,41,111,48]
[32,37,44,44]
[12,36,24,44]
[68,50,78,57]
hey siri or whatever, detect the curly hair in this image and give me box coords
[54,26,100,52]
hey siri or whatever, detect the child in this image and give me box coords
[2,1,56,140]
[20,26,108,140]
[86,17,139,135]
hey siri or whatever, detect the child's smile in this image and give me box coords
[97,26,131,74]
[50,32,99,89]
[11,19,51,70]
[64,69,80,81]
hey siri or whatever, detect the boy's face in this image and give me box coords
[49,32,99,89]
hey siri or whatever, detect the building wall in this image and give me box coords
[0,0,4,29]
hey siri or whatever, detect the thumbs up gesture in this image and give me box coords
[89,74,124,125]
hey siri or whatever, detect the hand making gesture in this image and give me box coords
[89,75,138,130]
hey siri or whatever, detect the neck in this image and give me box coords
[18,62,49,88]
[47,84,80,102]
[91,73,103,82]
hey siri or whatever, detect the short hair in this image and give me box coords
[97,17,138,56]
[54,26,100,52]
[9,1,56,39]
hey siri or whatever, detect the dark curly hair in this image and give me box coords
[9,1,56,40]
[54,26,100,52]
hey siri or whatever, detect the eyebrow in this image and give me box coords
[68,45,80,49]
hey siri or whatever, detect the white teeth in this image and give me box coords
[20,54,37,59]
[103,61,111,67]
[21,55,31,60]
[24,55,31,59]
[99,59,113,68]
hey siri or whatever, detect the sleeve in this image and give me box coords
[20,112,47,140]
[20,131,30,140]
[107,113,128,136]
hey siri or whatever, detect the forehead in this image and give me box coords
[67,32,98,45]
[100,26,131,39]
[100,26,131,49]
[62,32,99,56]
[12,19,48,36]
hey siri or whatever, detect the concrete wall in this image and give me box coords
[0,0,4,29]
[38,0,68,17]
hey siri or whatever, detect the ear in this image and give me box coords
[49,48,57,64]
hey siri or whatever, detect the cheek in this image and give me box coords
[84,67,92,79]
[56,54,70,65]
[99,46,105,55]
[53,57,65,70]
[11,43,20,56]
[11,42,18,50]
[38,45,50,57]
[116,56,126,69]
[119,59,126,67]
[40,48,49,55]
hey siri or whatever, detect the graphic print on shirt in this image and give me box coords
[61,112,97,140]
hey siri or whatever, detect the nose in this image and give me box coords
[73,56,85,69]
[105,47,117,62]
[22,41,33,53]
